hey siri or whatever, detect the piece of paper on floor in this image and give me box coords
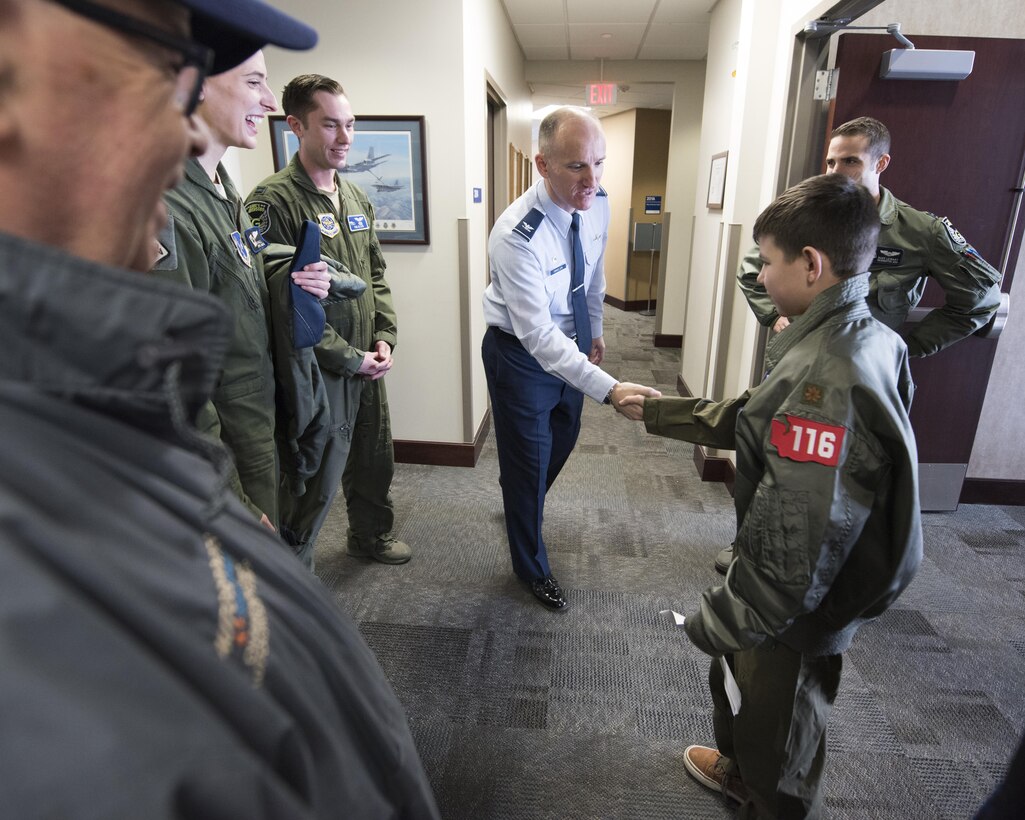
[720,656,742,716]
[659,609,686,627]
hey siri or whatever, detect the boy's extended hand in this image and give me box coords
[612,383,660,420]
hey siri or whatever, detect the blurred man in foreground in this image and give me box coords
[0,1,438,815]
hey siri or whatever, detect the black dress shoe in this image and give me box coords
[529,575,567,610]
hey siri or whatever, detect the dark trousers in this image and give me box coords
[711,641,842,819]
[482,326,584,581]
[278,372,361,571]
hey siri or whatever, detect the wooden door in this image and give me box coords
[831,33,1025,508]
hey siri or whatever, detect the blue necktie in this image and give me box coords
[570,212,592,354]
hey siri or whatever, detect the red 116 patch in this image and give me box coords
[770,415,846,467]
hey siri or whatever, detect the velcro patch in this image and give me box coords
[244,226,268,254]
[770,414,846,467]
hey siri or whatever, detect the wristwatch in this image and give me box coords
[603,385,615,405]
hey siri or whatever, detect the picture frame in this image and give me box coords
[267,114,430,245]
[706,150,729,210]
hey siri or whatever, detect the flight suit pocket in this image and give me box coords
[741,486,811,586]
[874,271,921,318]
[210,248,261,312]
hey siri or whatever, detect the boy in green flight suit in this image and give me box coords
[623,174,923,818]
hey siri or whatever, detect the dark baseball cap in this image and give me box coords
[176,0,318,74]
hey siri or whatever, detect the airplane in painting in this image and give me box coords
[372,178,403,193]
[341,146,390,174]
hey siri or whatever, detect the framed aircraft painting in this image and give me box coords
[267,114,430,245]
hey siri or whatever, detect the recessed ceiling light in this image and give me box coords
[601,33,612,39]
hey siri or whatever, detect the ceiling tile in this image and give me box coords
[501,0,565,25]
[566,0,657,25]
[514,24,570,47]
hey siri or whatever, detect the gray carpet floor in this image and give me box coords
[315,307,1025,819]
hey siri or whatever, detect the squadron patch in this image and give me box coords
[940,217,966,247]
[346,213,370,232]
[770,414,846,467]
[230,231,252,267]
[244,226,268,254]
[245,200,271,235]
[512,207,545,241]
[317,212,340,237]
[873,246,903,267]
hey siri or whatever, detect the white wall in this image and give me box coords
[674,0,836,440]
[657,63,706,337]
[236,0,531,447]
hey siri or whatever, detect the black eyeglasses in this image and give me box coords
[50,0,213,116]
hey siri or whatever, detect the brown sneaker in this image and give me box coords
[683,745,729,793]
[683,745,747,803]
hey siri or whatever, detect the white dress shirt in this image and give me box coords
[482,181,617,403]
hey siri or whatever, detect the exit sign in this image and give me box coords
[587,83,618,106]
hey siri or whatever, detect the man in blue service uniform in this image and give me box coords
[0,0,438,816]
[482,107,660,610]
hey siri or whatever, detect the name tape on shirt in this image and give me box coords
[770,414,846,467]
[347,214,369,232]
[873,246,903,267]
[549,263,567,276]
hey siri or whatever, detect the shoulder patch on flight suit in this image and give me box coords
[770,414,846,467]
[873,246,903,267]
[597,186,608,197]
[151,211,178,271]
[940,216,966,247]
[512,207,545,241]
[246,200,271,235]
[317,212,340,237]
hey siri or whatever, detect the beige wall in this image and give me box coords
[236,0,532,447]
[627,109,672,303]
[600,109,637,302]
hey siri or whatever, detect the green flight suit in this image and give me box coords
[737,186,1002,357]
[246,155,399,560]
[155,158,278,525]
[644,275,922,816]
